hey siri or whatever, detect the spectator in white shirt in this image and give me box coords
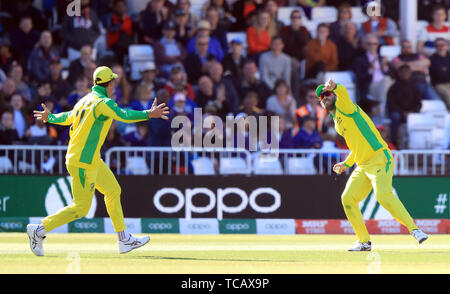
[266,79,297,129]
[259,36,291,91]
[417,5,450,56]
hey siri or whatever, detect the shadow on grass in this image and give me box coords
[134,255,297,262]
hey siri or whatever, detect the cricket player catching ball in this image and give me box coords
[318,78,428,251]
[27,66,169,256]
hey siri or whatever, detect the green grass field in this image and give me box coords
[1,233,449,274]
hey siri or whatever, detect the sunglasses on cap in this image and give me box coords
[319,91,334,100]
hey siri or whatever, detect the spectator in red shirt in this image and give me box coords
[305,23,338,79]
[164,66,196,100]
[232,0,264,31]
[360,4,399,46]
[246,9,271,62]
[105,0,133,64]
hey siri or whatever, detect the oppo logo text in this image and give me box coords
[153,187,281,219]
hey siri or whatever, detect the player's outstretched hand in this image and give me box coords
[333,162,348,175]
[33,103,51,123]
[324,78,336,91]
[148,98,170,120]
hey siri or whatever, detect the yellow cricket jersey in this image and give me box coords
[331,84,389,168]
[47,86,150,169]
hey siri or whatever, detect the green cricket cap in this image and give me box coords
[315,85,325,97]
[93,66,118,84]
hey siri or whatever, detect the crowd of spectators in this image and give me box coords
[0,0,450,159]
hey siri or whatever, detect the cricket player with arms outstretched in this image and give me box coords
[318,78,428,251]
[27,66,169,256]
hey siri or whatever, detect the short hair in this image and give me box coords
[274,79,289,91]
[363,33,378,44]
[398,64,411,72]
[245,91,259,100]
[290,9,302,18]
[338,2,352,17]
[432,4,446,14]
[257,8,269,16]
[435,37,447,44]
[206,5,218,14]
[341,21,357,34]
[170,66,183,75]
[271,35,283,43]
[317,23,330,31]
[242,58,256,68]
[1,109,14,118]
[302,115,316,123]
[95,80,111,88]
[20,16,32,23]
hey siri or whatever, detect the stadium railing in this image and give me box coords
[0,145,68,174]
[0,145,449,176]
[104,146,253,175]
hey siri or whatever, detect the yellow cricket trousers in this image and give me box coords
[42,160,126,232]
[341,149,418,243]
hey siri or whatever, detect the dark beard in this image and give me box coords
[325,103,336,112]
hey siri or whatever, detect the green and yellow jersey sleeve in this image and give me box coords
[331,84,389,167]
[47,85,152,170]
[334,84,357,115]
[47,111,76,126]
[94,98,149,123]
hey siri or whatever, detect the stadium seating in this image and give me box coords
[311,6,338,23]
[323,71,356,102]
[18,161,35,173]
[303,20,319,38]
[190,0,209,18]
[219,157,249,174]
[419,100,449,148]
[125,156,150,175]
[380,45,401,62]
[277,6,307,26]
[443,114,450,149]
[191,157,215,175]
[287,157,317,175]
[406,113,436,149]
[126,0,150,15]
[416,20,429,32]
[128,45,155,81]
[420,100,447,128]
[0,156,12,173]
[351,6,369,23]
[253,154,283,175]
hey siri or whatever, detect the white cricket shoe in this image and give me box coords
[412,229,428,244]
[348,241,372,252]
[119,235,150,254]
[26,224,46,256]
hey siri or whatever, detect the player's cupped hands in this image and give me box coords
[324,78,336,91]
[33,103,50,123]
[333,162,348,175]
[148,98,170,120]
